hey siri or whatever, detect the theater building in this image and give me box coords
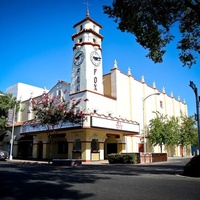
[0,12,189,161]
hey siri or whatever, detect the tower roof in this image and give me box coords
[73,16,102,29]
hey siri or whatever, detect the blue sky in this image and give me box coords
[0,0,200,116]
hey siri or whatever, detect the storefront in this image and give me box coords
[20,115,140,161]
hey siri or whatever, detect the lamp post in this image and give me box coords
[143,92,160,153]
[189,81,200,154]
[9,103,16,160]
[0,93,16,160]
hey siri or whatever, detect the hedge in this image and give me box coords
[108,153,137,164]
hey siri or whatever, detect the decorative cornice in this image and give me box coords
[73,42,102,51]
[72,28,103,40]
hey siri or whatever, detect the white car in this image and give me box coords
[0,150,9,160]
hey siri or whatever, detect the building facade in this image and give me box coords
[0,12,189,161]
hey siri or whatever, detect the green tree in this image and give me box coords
[0,93,19,130]
[148,112,179,152]
[31,93,86,163]
[103,0,200,67]
[165,116,179,146]
[178,114,197,156]
[192,128,199,147]
[148,112,168,152]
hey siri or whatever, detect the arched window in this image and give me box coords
[91,139,99,151]
[73,139,81,151]
[58,141,68,154]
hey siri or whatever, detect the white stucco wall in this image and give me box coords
[6,82,46,101]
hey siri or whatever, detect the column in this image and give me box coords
[81,141,91,162]
[68,142,73,159]
[118,143,125,154]
[99,142,104,161]
[32,142,38,158]
[43,142,49,159]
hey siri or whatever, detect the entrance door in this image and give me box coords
[138,143,144,152]
[107,143,117,154]
[38,141,43,159]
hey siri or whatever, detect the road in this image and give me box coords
[0,157,200,200]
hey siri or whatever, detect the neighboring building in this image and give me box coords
[0,11,189,161]
[6,82,47,102]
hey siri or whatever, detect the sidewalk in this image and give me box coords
[6,159,109,165]
[6,157,191,165]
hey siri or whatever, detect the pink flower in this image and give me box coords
[31,99,36,104]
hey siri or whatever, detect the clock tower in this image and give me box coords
[70,11,104,95]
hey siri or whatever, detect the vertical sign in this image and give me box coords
[7,109,14,125]
[94,68,97,91]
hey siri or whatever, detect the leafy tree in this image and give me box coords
[164,116,179,146]
[192,129,199,147]
[148,112,169,152]
[103,0,200,67]
[31,92,86,163]
[149,111,197,155]
[178,114,197,156]
[148,112,180,152]
[0,93,19,130]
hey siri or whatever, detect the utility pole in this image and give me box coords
[189,81,200,155]
[143,92,160,153]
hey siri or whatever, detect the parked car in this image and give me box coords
[0,150,9,160]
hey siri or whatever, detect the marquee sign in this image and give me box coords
[21,121,81,134]
[91,116,139,133]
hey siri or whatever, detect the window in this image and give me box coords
[91,139,99,151]
[80,25,83,31]
[160,101,163,108]
[79,38,82,43]
[73,139,81,151]
[56,89,64,100]
[58,89,61,97]
[93,38,96,43]
[57,141,68,154]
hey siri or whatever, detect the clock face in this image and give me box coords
[90,51,101,66]
[73,51,84,66]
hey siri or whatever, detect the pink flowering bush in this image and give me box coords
[32,93,86,129]
[31,92,88,162]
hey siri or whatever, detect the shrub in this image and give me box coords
[108,153,137,164]
[183,155,200,177]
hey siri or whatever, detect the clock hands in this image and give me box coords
[75,52,83,60]
[93,56,101,61]
[90,51,101,66]
[74,51,84,66]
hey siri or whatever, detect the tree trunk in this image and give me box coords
[48,135,51,164]
[160,145,163,153]
[181,146,184,157]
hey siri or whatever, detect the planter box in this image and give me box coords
[91,152,100,161]
[139,153,168,164]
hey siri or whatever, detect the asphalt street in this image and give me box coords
[0,157,199,200]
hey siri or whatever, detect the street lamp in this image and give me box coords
[0,93,16,160]
[9,103,16,160]
[143,92,160,153]
[189,81,200,154]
